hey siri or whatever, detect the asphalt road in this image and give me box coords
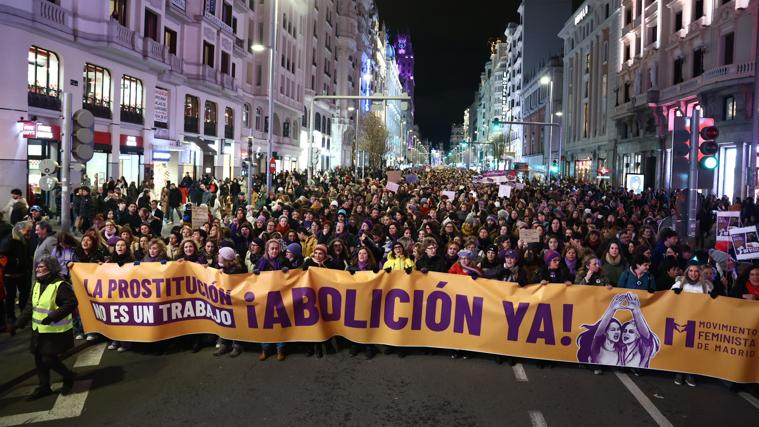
[1,334,758,426]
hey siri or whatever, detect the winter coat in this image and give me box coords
[15,274,77,356]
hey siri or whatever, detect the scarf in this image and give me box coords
[605,252,622,266]
[565,258,577,275]
[357,261,370,271]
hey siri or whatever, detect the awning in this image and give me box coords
[185,136,217,155]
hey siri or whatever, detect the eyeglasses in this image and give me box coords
[426,245,437,250]
[35,265,48,270]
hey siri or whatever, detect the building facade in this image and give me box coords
[559,0,620,182]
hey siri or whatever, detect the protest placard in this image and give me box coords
[385,181,400,193]
[191,205,208,229]
[729,226,759,261]
[498,185,511,198]
[519,228,540,243]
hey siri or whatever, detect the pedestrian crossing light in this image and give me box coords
[550,160,559,174]
[698,125,719,170]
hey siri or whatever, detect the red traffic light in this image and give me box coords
[700,126,719,140]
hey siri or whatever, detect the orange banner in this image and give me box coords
[71,262,759,383]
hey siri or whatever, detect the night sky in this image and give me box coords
[376,0,582,149]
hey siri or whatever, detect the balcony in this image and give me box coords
[120,106,144,125]
[225,125,234,139]
[168,54,183,73]
[28,85,61,111]
[83,98,112,119]
[32,0,71,34]
[202,65,219,85]
[108,19,137,50]
[143,37,167,62]
[184,116,199,133]
[204,121,217,136]
[659,62,755,101]
[221,73,236,91]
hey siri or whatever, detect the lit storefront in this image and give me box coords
[24,121,60,207]
[574,158,592,181]
[119,135,143,185]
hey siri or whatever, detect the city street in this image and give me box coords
[1,332,758,426]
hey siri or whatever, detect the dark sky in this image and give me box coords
[376,0,582,148]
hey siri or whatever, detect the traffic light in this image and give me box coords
[550,159,559,174]
[72,109,94,162]
[698,125,719,170]
[670,115,690,190]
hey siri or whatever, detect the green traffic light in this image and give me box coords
[550,165,559,173]
[700,156,718,170]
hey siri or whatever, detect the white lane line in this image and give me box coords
[738,391,759,410]
[512,363,529,382]
[74,343,107,368]
[0,380,91,426]
[615,372,674,427]
[528,410,547,427]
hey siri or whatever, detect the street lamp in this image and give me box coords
[250,43,266,53]
[540,75,555,180]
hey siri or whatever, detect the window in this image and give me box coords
[224,107,234,138]
[724,96,737,120]
[693,48,704,77]
[302,107,308,127]
[83,63,112,118]
[283,120,290,138]
[624,43,630,61]
[673,57,684,84]
[221,51,230,74]
[144,8,159,41]
[204,101,217,136]
[315,112,321,131]
[120,75,143,124]
[255,107,262,130]
[184,95,199,132]
[583,103,589,138]
[203,41,215,67]
[27,46,61,108]
[625,7,632,25]
[650,25,658,44]
[243,104,250,128]
[694,0,704,19]
[110,0,127,26]
[222,2,232,26]
[585,53,591,73]
[164,28,177,54]
[256,64,262,85]
[674,11,683,31]
[723,32,734,65]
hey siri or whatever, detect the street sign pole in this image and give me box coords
[687,108,700,240]
[60,92,72,232]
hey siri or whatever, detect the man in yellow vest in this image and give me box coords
[10,255,77,400]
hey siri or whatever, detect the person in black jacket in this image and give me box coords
[534,250,573,284]
[167,183,182,223]
[415,238,448,273]
[502,250,528,287]
[11,255,77,400]
[479,244,505,280]
[74,187,95,233]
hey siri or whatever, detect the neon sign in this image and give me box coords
[574,5,589,25]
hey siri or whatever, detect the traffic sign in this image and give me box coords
[39,175,58,191]
[39,159,59,175]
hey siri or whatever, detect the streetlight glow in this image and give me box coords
[554,111,563,117]
[540,75,551,85]
[250,43,266,52]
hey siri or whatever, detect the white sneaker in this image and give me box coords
[117,346,128,352]
[75,334,85,340]
[86,334,97,341]
[107,343,118,350]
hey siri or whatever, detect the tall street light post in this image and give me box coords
[540,75,554,180]
[252,0,278,195]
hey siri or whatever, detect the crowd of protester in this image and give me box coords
[2,166,759,395]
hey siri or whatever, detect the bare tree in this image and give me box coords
[358,112,390,170]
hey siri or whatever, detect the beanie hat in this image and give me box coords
[218,246,236,261]
[458,249,476,261]
[256,215,266,223]
[504,249,520,260]
[286,243,302,257]
[314,243,328,254]
[544,250,561,265]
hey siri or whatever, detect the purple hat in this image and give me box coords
[504,249,520,260]
[544,250,561,265]
[286,242,302,257]
[457,249,477,261]
[218,247,236,261]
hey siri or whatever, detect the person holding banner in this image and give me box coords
[383,242,414,272]
[10,255,77,400]
[534,251,572,285]
[502,250,528,287]
[617,255,656,293]
[415,239,448,273]
[214,247,247,358]
[448,249,481,279]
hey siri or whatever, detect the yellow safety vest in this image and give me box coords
[31,279,73,333]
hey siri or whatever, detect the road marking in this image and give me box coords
[528,410,547,427]
[738,391,759,410]
[615,372,673,427]
[512,363,528,382]
[0,380,92,426]
[74,343,106,368]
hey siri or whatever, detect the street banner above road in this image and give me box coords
[71,263,759,383]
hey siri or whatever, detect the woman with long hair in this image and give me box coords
[105,239,134,352]
[174,239,207,264]
[601,242,628,286]
[576,293,626,374]
[254,239,289,360]
[51,232,77,279]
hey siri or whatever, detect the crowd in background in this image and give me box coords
[2,167,759,386]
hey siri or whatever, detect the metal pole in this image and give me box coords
[687,108,700,239]
[265,0,278,194]
[247,137,253,205]
[557,123,563,184]
[547,80,553,181]
[750,7,759,198]
[354,107,359,168]
[60,92,72,232]
[307,97,315,182]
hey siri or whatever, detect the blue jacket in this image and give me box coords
[617,268,656,292]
